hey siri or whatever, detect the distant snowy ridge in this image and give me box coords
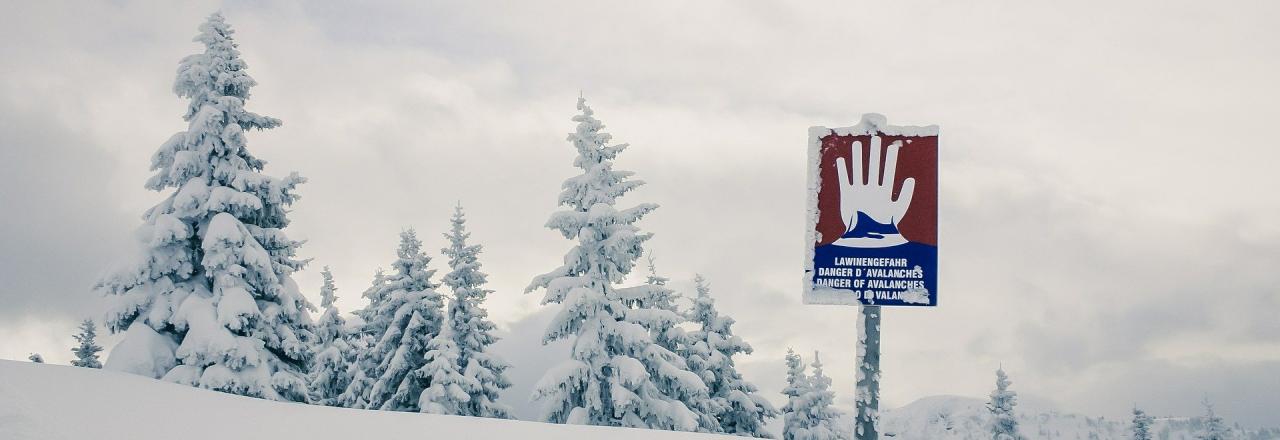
[0,360,731,440]
[878,395,1280,440]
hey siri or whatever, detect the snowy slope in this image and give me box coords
[878,395,1280,440]
[0,360,731,440]
[6,360,1276,440]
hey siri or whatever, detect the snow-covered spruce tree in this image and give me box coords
[781,349,812,440]
[28,353,44,363]
[351,268,387,327]
[440,204,513,418]
[987,367,1026,440]
[71,319,104,368]
[335,268,388,409]
[340,230,446,411]
[789,352,847,440]
[95,12,314,402]
[1131,406,1153,440]
[685,275,778,438]
[1198,398,1231,440]
[630,257,719,431]
[417,312,480,415]
[308,267,352,406]
[526,96,709,431]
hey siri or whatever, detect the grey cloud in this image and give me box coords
[0,97,127,320]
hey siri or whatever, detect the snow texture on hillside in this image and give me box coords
[0,360,731,440]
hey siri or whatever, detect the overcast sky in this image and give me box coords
[1,0,1278,429]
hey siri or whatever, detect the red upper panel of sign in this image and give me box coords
[815,133,938,246]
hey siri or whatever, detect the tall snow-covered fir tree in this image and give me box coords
[781,348,812,440]
[1197,398,1231,440]
[785,352,847,440]
[440,204,512,418]
[987,367,1026,440]
[70,319,104,368]
[339,230,445,411]
[308,267,352,406]
[685,275,777,438]
[95,12,314,402]
[526,96,709,431]
[417,313,479,415]
[1131,406,1153,440]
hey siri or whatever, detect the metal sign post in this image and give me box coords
[856,305,881,440]
[803,114,938,440]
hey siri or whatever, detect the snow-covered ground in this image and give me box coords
[5,359,1277,440]
[0,360,730,440]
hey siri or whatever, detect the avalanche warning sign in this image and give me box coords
[803,114,938,307]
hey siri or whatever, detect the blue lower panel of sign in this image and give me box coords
[811,241,937,306]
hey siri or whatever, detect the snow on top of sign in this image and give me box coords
[809,113,940,138]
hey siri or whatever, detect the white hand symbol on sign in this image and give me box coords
[832,135,915,248]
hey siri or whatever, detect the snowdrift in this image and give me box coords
[0,360,731,440]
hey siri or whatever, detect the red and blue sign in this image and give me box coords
[804,114,938,307]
